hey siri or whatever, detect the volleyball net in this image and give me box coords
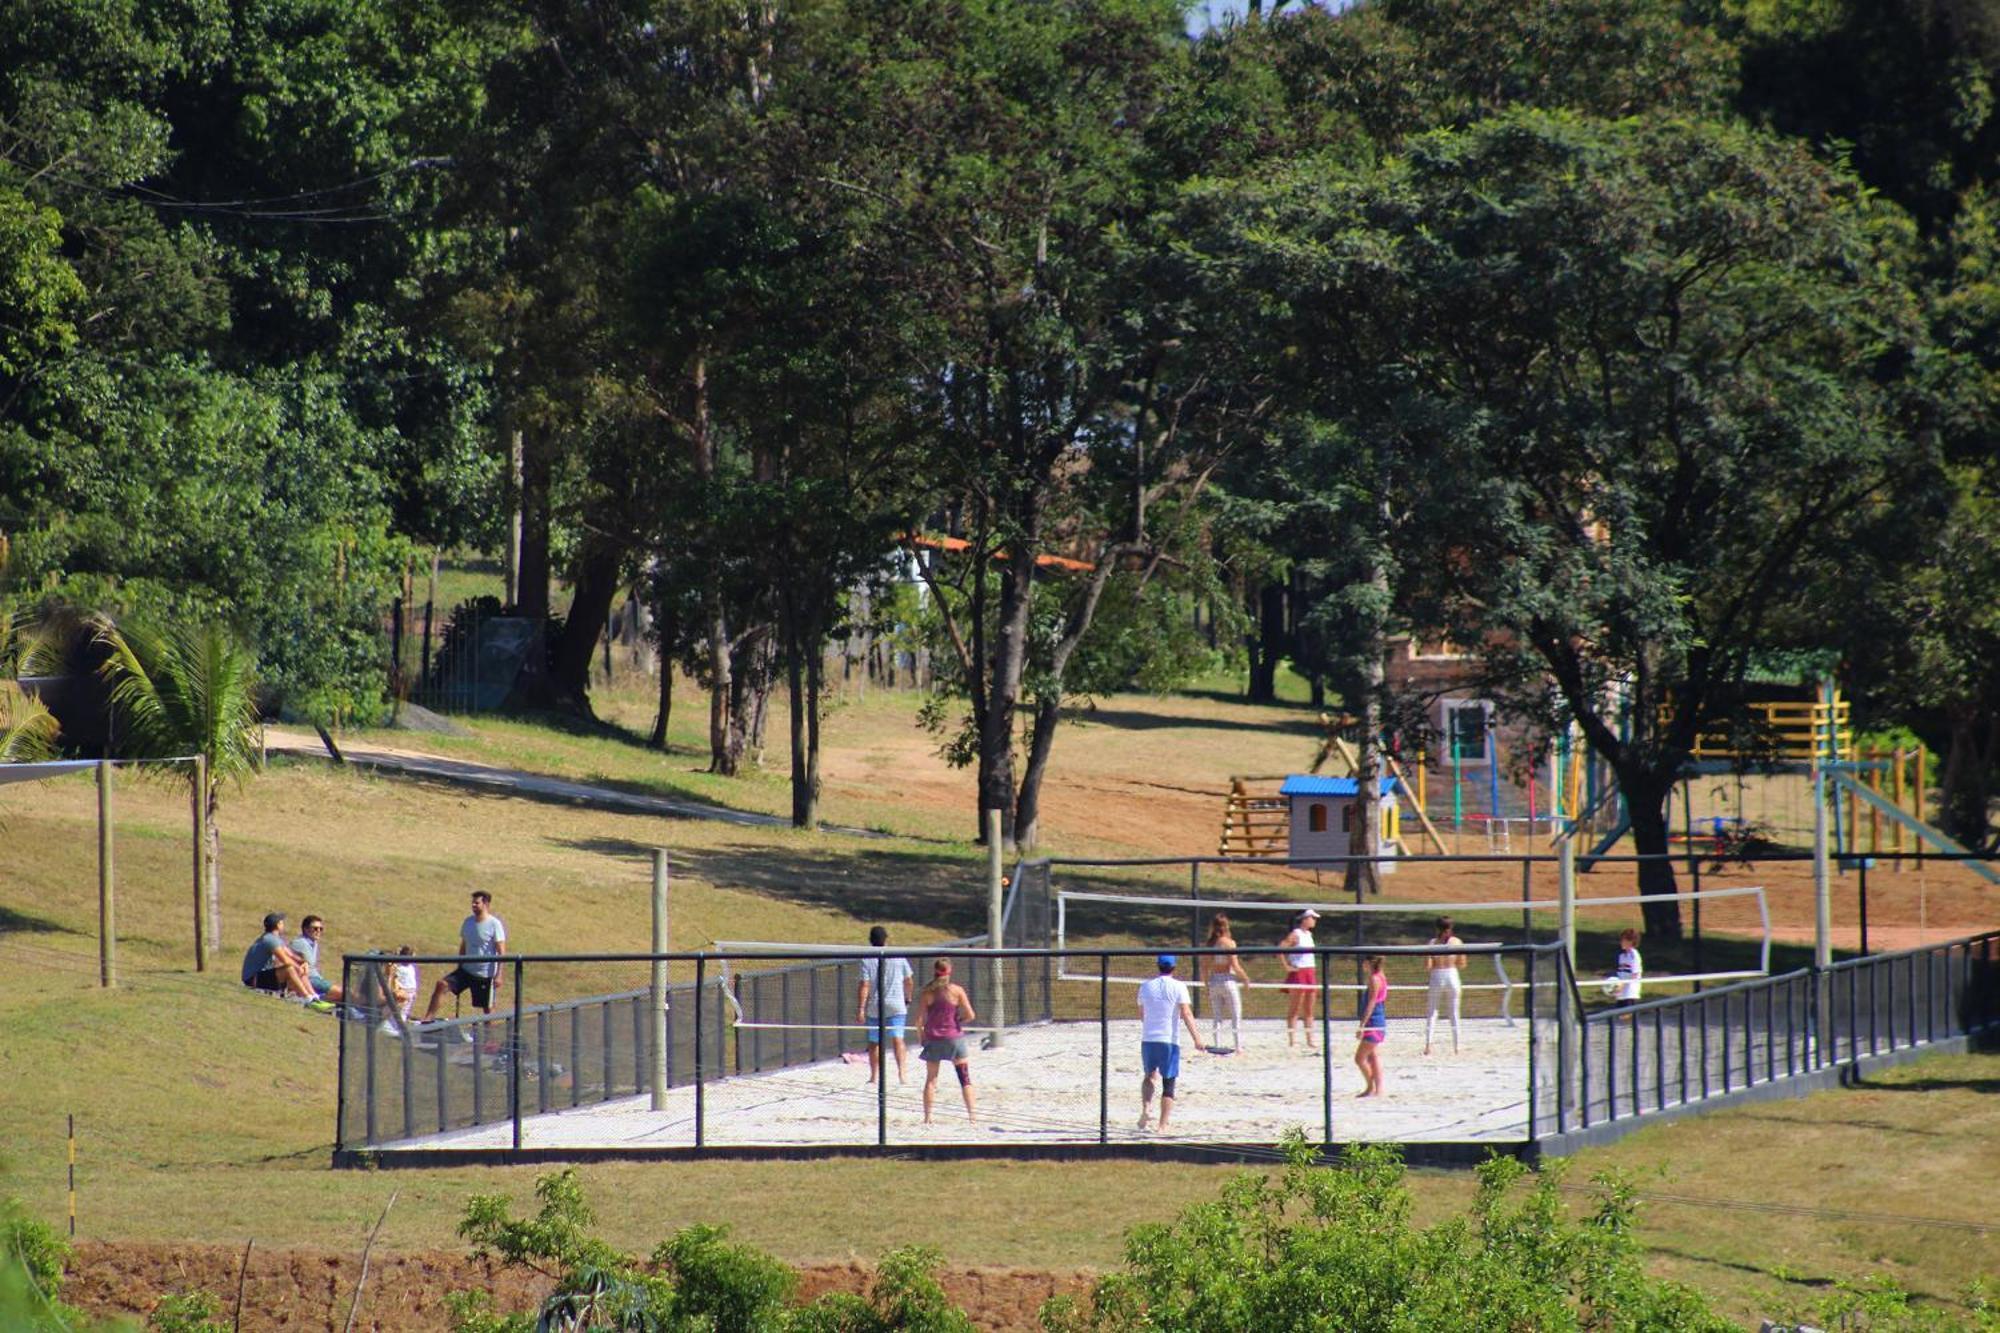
[1049,883,1772,1012]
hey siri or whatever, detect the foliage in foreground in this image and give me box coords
[0,1196,227,1331]
[451,1168,972,1332]
[1045,1137,1730,1332]
[446,1152,1999,1333]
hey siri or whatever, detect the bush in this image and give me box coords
[1040,1136,1732,1332]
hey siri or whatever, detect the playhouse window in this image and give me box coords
[1445,701,1492,763]
[1308,803,1328,833]
[1341,803,1356,833]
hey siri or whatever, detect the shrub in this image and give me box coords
[1040,1136,1732,1332]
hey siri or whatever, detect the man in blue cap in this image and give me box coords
[1137,953,1204,1133]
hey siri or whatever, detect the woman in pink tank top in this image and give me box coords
[918,960,977,1124]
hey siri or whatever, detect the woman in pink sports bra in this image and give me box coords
[918,960,977,1124]
[1355,955,1388,1098]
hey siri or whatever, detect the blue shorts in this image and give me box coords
[868,1014,906,1043]
[1141,1041,1181,1080]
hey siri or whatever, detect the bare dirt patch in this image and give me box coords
[63,1241,1090,1332]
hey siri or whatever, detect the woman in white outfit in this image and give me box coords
[1423,916,1466,1055]
[1202,914,1250,1051]
[1279,909,1320,1049]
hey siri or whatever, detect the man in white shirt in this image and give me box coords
[1137,954,1205,1133]
[856,925,914,1084]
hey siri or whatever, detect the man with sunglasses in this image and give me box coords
[290,914,345,1004]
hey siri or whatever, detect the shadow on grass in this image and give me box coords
[1064,702,1322,738]
[1849,1073,2000,1095]
[0,904,76,935]
[551,838,993,938]
[1724,1110,1952,1137]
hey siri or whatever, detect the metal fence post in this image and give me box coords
[1525,949,1538,1137]
[876,959,888,1148]
[335,957,352,1151]
[510,957,524,1152]
[363,972,379,1146]
[1099,952,1110,1146]
[1319,948,1334,1148]
[694,956,706,1149]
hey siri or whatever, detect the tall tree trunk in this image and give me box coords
[977,552,1037,846]
[708,608,735,773]
[650,659,673,750]
[737,627,772,766]
[549,538,622,716]
[1938,708,1998,850]
[786,607,824,830]
[1247,581,1285,702]
[503,424,523,606]
[204,787,222,952]
[1622,770,1684,942]
[510,427,554,709]
[1343,666,1386,900]
[1014,692,1062,851]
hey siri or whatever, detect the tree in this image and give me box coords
[1204,112,1941,939]
[95,617,262,962]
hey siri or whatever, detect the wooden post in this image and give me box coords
[191,755,208,972]
[1892,746,1906,870]
[651,848,669,1111]
[98,759,114,988]
[1866,753,1881,856]
[1915,747,1927,868]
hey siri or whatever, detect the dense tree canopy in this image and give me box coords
[0,0,1992,846]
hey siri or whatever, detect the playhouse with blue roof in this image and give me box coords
[1278,774,1402,868]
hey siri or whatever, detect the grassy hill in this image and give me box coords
[2,684,1996,1322]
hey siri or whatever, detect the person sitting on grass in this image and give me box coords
[241,912,333,1012]
[289,914,345,1004]
[381,945,419,1034]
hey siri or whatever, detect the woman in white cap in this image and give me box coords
[1278,908,1320,1048]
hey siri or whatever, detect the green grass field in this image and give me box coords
[2,685,1995,1323]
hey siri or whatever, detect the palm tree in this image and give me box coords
[0,683,59,762]
[95,617,262,962]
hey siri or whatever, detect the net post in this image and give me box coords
[694,955,706,1149]
[510,956,524,1152]
[1319,946,1334,1148]
[651,849,669,1111]
[986,809,1006,1048]
[1692,844,1705,992]
[1189,862,1202,1018]
[1098,951,1110,1145]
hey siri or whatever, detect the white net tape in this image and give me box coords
[1053,885,1771,994]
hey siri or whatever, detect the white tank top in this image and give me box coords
[1286,929,1316,970]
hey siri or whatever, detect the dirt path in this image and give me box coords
[62,1241,1089,1332]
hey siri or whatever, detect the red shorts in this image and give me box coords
[1285,967,1316,991]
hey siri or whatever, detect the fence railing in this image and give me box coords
[337,965,730,1150]
[334,852,1996,1158]
[1568,930,2000,1132]
[336,942,1564,1155]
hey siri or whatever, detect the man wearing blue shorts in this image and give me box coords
[1137,954,1205,1133]
[856,926,913,1085]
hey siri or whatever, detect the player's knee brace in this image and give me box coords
[955,1061,971,1087]
[1160,1076,1177,1100]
